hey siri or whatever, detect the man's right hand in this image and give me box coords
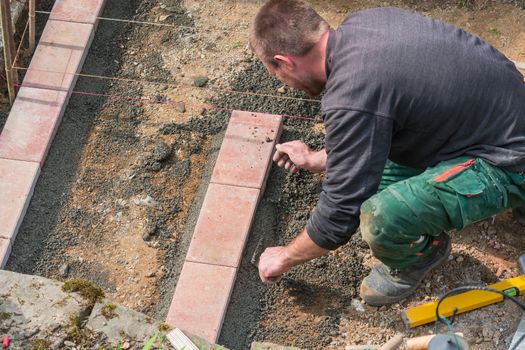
[272,141,327,173]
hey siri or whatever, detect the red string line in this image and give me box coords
[34,10,247,33]
[12,66,321,104]
[13,82,323,122]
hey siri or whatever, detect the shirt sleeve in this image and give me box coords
[306,109,393,250]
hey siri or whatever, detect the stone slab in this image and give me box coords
[0,159,40,241]
[186,183,260,268]
[49,0,106,24]
[210,110,282,189]
[87,300,163,346]
[165,262,236,343]
[0,270,90,347]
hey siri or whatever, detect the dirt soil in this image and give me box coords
[4,0,525,349]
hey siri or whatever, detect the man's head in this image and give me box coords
[250,0,330,96]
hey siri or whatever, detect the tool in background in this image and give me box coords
[406,333,467,350]
[166,328,199,350]
[508,255,525,350]
[509,314,525,350]
[403,254,525,328]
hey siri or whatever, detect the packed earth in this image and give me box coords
[1,0,525,349]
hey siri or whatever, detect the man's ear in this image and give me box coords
[274,55,295,70]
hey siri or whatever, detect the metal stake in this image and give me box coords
[29,0,35,51]
[0,0,18,104]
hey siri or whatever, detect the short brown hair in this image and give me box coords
[250,0,330,67]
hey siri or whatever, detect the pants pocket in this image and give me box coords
[429,160,507,229]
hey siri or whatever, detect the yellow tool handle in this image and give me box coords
[403,276,525,328]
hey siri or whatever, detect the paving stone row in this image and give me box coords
[166,110,283,343]
[0,0,106,268]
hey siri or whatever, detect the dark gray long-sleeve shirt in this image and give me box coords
[306,7,525,250]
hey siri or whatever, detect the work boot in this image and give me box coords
[513,204,525,227]
[360,232,451,306]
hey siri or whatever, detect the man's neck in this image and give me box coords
[297,30,330,86]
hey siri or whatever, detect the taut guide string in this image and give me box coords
[6,11,323,122]
[5,10,525,122]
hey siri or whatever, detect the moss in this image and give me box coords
[158,322,172,332]
[62,278,104,305]
[0,312,11,322]
[101,303,118,319]
[30,338,51,350]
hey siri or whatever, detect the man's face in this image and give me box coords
[262,59,324,96]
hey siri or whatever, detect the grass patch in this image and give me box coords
[62,278,105,305]
[101,303,118,320]
[158,322,172,332]
[488,27,501,36]
[0,312,12,322]
[30,339,51,350]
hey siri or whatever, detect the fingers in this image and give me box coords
[273,147,287,163]
[274,144,300,173]
[259,268,283,285]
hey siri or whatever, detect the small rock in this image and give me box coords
[265,137,273,143]
[175,101,186,113]
[193,76,209,87]
[143,217,157,242]
[59,263,69,278]
[121,342,130,349]
[456,256,464,263]
[482,327,493,341]
[153,141,171,162]
[146,271,156,278]
[351,299,365,313]
[277,86,287,94]
[64,341,75,347]
[158,14,172,22]
[133,195,160,209]
[151,162,162,172]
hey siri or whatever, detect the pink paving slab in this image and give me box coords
[210,110,283,189]
[0,159,40,241]
[0,19,95,164]
[186,183,260,268]
[0,238,11,269]
[165,262,237,343]
[49,0,106,25]
[18,19,94,104]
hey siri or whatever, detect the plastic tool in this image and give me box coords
[403,254,525,328]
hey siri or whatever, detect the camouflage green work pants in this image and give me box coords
[360,157,525,269]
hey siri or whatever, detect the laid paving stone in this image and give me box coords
[0,238,11,269]
[0,159,40,242]
[49,0,106,24]
[0,19,94,164]
[0,270,90,348]
[186,183,260,267]
[87,300,163,346]
[210,110,282,189]
[166,261,236,343]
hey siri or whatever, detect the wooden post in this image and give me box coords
[29,0,35,51]
[0,0,18,104]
